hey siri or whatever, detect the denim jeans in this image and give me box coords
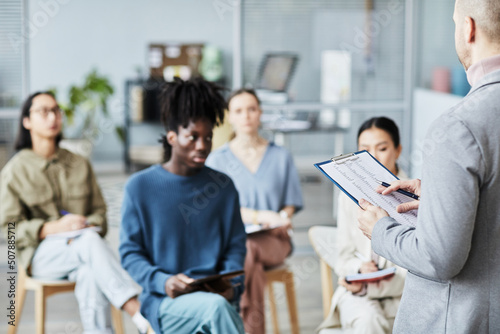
[158,291,244,334]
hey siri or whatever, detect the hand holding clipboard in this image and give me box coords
[314,151,419,227]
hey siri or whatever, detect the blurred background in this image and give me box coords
[0,0,468,333]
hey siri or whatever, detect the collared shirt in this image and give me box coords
[0,148,107,270]
[466,54,500,87]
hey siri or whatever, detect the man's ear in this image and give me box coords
[166,130,177,146]
[464,16,476,44]
[22,117,31,130]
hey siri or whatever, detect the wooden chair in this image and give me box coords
[308,226,345,334]
[8,267,124,334]
[264,264,300,334]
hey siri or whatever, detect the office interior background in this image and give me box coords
[0,0,469,333]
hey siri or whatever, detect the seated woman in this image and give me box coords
[0,92,150,334]
[119,78,247,334]
[206,88,303,334]
[317,117,407,334]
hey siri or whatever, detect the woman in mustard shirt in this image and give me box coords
[0,92,150,334]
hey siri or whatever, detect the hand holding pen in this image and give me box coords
[375,179,421,213]
[355,251,380,272]
[38,210,88,239]
[59,210,88,231]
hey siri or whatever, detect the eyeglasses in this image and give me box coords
[30,107,63,118]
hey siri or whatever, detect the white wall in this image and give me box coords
[410,88,462,179]
[28,0,234,161]
[417,0,461,89]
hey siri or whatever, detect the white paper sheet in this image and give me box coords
[316,151,418,227]
[45,226,102,240]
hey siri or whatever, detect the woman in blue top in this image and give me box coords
[206,88,303,334]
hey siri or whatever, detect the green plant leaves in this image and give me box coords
[60,68,122,142]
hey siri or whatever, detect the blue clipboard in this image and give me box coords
[314,150,400,208]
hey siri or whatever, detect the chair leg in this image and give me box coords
[284,272,300,334]
[111,305,124,334]
[35,287,46,334]
[267,281,280,334]
[7,278,27,334]
[320,259,334,319]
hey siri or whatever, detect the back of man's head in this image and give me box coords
[456,0,500,45]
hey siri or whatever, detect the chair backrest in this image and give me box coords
[309,226,338,269]
[308,226,338,318]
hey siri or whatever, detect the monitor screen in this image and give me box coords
[256,53,298,92]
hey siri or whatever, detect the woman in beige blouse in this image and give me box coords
[317,117,407,334]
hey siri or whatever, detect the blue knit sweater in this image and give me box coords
[119,165,247,333]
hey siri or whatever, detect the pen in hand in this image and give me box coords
[375,179,420,200]
[355,251,369,262]
[60,210,89,226]
[355,252,380,271]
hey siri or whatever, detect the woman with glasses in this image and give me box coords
[0,92,150,334]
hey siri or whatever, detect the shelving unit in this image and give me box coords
[233,0,417,174]
[123,79,165,173]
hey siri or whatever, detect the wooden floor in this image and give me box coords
[0,166,336,334]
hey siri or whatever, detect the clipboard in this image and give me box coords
[188,270,245,286]
[345,267,396,284]
[314,150,417,227]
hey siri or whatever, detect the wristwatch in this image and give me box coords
[279,210,289,219]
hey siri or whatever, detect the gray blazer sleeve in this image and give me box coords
[371,113,485,280]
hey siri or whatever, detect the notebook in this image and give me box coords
[45,226,102,239]
[345,267,397,284]
[244,223,280,235]
[188,270,245,286]
[314,150,418,227]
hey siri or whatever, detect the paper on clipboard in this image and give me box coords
[314,150,418,227]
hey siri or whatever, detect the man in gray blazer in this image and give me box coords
[357,0,500,333]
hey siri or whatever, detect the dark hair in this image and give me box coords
[14,91,62,151]
[159,77,226,161]
[227,88,261,108]
[357,117,400,148]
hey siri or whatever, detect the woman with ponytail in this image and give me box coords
[317,117,407,334]
[206,88,303,334]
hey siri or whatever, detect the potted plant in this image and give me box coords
[52,69,125,158]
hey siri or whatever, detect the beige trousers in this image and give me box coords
[337,292,395,334]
